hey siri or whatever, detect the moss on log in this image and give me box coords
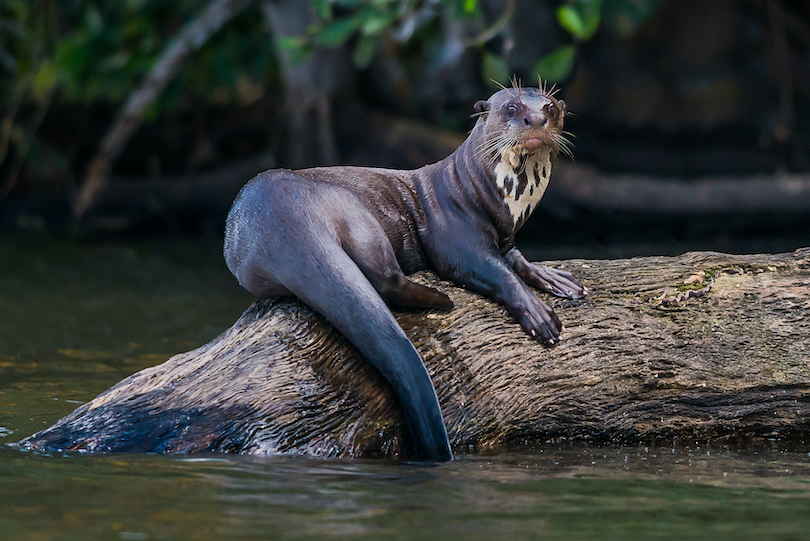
[19,249,810,458]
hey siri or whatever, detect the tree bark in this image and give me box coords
[19,249,810,458]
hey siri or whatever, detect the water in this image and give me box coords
[2,237,810,540]
[2,445,810,540]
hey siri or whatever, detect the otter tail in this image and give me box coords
[278,244,452,461]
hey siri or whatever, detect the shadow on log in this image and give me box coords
[18,249,810,458]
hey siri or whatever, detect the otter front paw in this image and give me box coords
[522,264,585,300]
[515,296,562,346]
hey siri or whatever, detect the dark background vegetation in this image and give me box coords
[1,0,808,258]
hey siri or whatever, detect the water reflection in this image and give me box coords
[3,445,810,540]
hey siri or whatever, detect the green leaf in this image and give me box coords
[277,36,311,65]
[464,0,478,14]
[277,36,307,50]
[352,34,377,68]
[31,60,57,101]
[557,1,601,41]
[533,45,576,83]
[481,52,510,89]
[581,10,601,39]
[361,11,394,36]
[54,33,93,81]
[317,15,361,47]
[557,5,584,36]
[313,0,332,21]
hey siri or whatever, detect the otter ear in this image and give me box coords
[557,99,567,115]
[473,100,490,114]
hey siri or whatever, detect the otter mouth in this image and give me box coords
[479,127,570,165]
[522,137,544,152]
[515,131,556,155]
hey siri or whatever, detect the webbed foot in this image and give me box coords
[514,292,562,346]
[521,263,586,299]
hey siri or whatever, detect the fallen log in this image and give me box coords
[548,164,810,215]
[19,249,810,458]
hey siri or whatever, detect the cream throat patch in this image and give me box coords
[494,147,552,229]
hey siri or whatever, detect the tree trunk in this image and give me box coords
[19,249,810,458]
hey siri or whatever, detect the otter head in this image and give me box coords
[472,84,570,229]
[473,85,568,163]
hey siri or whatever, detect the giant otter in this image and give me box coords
[223,83,585,461]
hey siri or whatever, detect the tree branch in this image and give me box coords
[71,0,255,219]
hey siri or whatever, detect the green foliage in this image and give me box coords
[299,0,658,88]
[0,0,662,188]
[535,0,659,83]
[302,0,408,69]
[557,0,601,41]
[482,52,510,89]
[1,0,279,108]
[0,0,277,184]
[352,33,378,69]
[533,45,576,85]
[0,0,664,114]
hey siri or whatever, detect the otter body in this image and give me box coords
[224,85,584,461]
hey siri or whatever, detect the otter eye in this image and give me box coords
[506,104,518,116]
[547,103,556,116]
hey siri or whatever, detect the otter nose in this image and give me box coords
[522,112,548,128]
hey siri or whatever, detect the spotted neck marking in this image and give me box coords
[494,147,552,229]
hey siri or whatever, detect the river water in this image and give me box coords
[2,237,810,540]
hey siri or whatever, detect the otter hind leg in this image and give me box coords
[341,222,453,312]
[385,277,454,311]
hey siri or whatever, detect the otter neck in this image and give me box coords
[493,146,552,231]
[407,127,553,252]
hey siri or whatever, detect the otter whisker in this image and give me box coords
[475,132,519,163]
[477,130,517,151]
[475,141,511,164]
[558,145,574,160]
[509,76,524,97]
[551,133,574,160]
[536,77,559,97]
[486,132,519,154]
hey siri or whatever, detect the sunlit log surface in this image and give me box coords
[19,249,810,458]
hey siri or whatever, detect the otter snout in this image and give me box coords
[522,111,549,129]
